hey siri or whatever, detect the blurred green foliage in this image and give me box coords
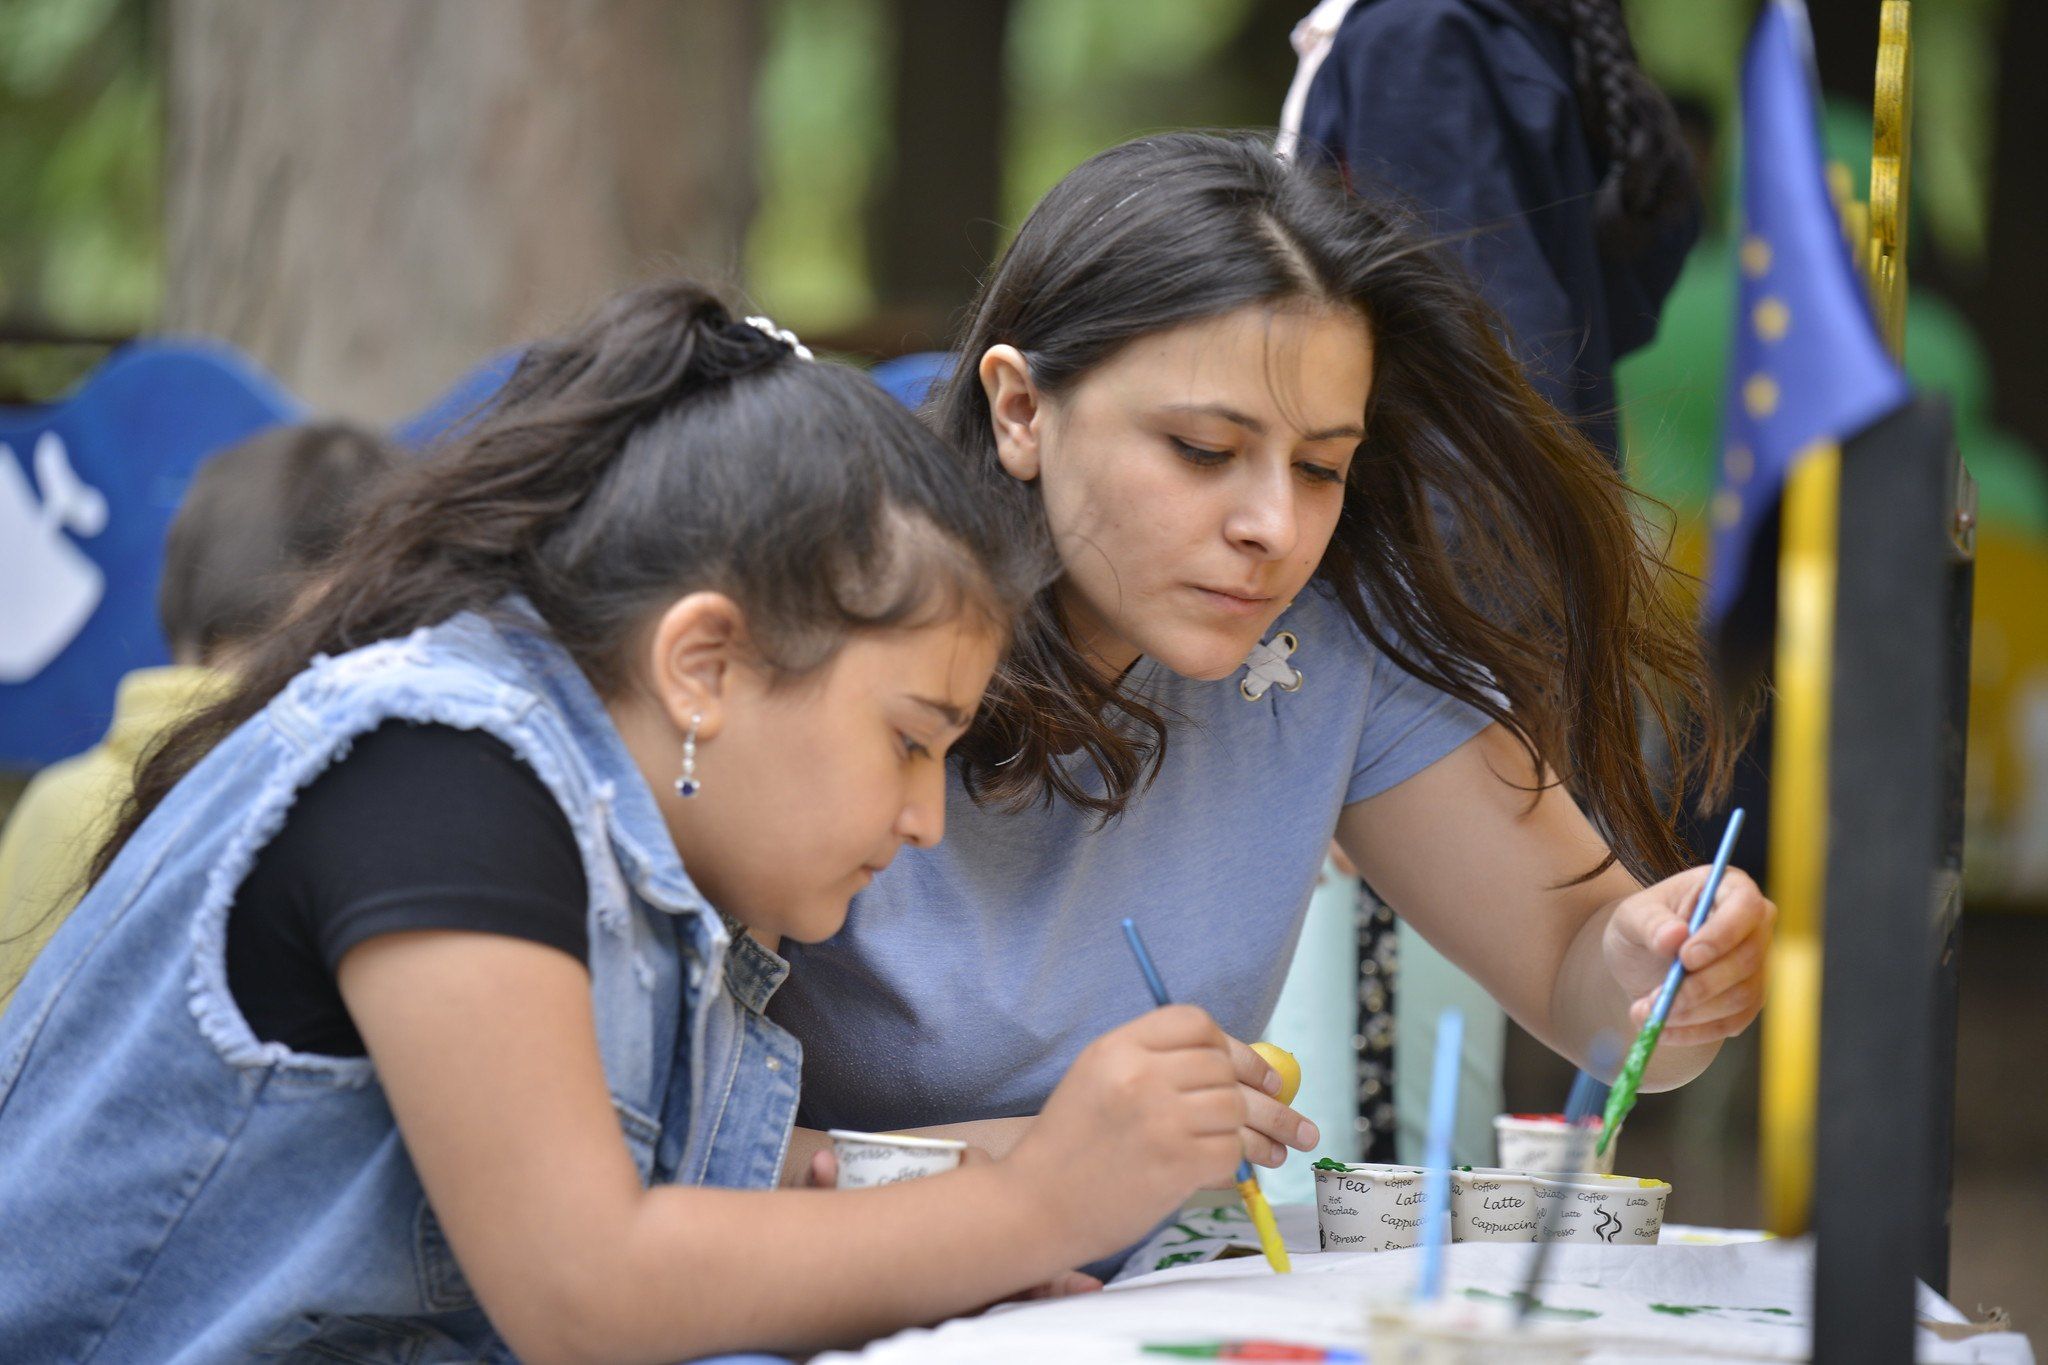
[0,0,158,334]
[0,0,157,401]
[749,0,892,331]
[1003,0,1271,224]
[746,0,2003,333]
[0,0,2011,373]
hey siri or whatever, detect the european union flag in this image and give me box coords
[1705,0,1911,624]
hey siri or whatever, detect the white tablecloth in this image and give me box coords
[814,1203,2034,1364]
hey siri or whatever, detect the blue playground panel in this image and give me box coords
[0,341,520,771]
[0,341,304,768]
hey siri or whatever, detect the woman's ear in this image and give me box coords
[978,344,1046,483]
[643,592,748,742]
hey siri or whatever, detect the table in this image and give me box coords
[811,1203,2035,1364]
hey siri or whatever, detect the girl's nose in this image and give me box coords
[895,764,947,849]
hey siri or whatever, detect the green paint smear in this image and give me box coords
[1462,1288,1600,1321]
[1456,1164,1474,1172]
[1312,1157,1353,1171]
[1649,1303,1794,1318]
[1598,1016,1666,1154]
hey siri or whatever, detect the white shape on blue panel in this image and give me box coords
[0,433,109,682]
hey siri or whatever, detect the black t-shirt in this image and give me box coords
[226,721,590,1057]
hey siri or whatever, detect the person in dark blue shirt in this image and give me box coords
[1289,0,1700,460]
[1282,0,1703,1165]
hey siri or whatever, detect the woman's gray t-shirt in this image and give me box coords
[772,583,1491,1130]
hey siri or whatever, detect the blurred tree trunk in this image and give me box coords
[165,0,760,423]
[1970,0,2046,459]
[868,0,1011,344]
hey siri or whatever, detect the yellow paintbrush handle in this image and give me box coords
[1238,1176,1293,1274]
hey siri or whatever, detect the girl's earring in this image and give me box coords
[674,714,703,798]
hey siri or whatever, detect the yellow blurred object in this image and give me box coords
[1762,444,1839,1236]
[1237,1173,1293,1274]
[1250,1041,1301,1106]
[1963,527,2048,905]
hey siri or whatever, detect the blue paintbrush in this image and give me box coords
[1416,1008,1464,1302]
[1512,1064,1610,1324]
[1119,918,1291,1275]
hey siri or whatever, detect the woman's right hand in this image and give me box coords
[1005,1004,1246,1257]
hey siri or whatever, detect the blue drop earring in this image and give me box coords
[674,714,702,798]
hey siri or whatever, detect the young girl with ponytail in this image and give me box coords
[0,282,1249,1363]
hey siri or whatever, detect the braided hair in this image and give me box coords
[1517,0,1694,252]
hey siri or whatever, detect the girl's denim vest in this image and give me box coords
[0,608,801,1363]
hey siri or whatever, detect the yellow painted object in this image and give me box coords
[1760,0,1916,1237]
[1870,0,1913,354]
[1250,1041,1301,1107]
[1762,445,1840,1236]
[1236,1173,1292,1274]
[1964,529,2048,903]
[1244,1043,1297,1269]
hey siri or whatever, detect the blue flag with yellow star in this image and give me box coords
[1705,0,1911,624]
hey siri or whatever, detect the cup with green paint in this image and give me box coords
[1312,1159,1428,1253]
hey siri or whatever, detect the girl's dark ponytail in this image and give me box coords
[90,280,1045,886]
[1520,0,1694,251]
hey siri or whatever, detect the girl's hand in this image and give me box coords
[1224,1035,1319,1170]
[1602,865,1776,1048]
[1006,1004,1246,1258]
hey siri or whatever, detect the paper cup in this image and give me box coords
[1531,1171,1669,1245]
[1450,1167,1543,1243]
[828,1129,967,1189]
[1312,1162,1428,1253]
[1314,1161,1669,1251]
[1494,1113,1615,1175]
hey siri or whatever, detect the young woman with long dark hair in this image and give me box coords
[775,132,1772,1209]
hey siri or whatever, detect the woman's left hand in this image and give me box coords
[1602,865,1776,1048]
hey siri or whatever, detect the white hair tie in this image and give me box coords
[742,314,814,362]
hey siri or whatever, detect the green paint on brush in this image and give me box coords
[1461,1288,1600,1321]
[1649,1303,1794,1318]
[1596,1016,1665,1154]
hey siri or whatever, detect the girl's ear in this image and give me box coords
[978,344,1046,483]
[643,592,748,742]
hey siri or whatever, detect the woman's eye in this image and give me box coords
[1170,437,1231,466]
[1297,461,1346,485]
[900,734,932,760]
